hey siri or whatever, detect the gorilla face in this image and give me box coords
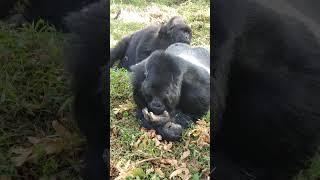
[161,16,192,44]
[140,51,183,115]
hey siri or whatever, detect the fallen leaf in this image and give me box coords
[180,149,190,161]
[159,158,178,167]
[10,147,33,167]
[43,139,64,154]
[163,141,173,152]
[155,168,165,177]
[52,120,72,139]
[156,135,162,141]
[27,137,41,145]
[169,167,190,179]
[146,167,154,174]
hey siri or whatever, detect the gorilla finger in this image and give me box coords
[142,108,150,120]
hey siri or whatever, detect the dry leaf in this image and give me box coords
[27,137,41,144]
[154,137,161,146]
[159,158,178,167]
[156,135,162,141]
[163,141,173,152]
[52,120,72,139]
[169,167,190,179]
[113,101,135,115]
[10,147,33,166]
[43,139,64,154]
[180,149,190,161]
[146,167,154,174]
[196,120,207,126]
[147,130,156,138]
[155,168,165,177]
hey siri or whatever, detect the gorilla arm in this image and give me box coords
[110,35,132,66]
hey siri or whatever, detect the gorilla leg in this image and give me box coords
[110,35,132,66]
[64,1,108,179]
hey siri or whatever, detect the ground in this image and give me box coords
[110,0,210,179]
[0,0,319,179]
[0,21,84,179]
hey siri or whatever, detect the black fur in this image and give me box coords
[130,43,210,141]
[64,1,108,179]
[0,0,98,31]
[213,0,320,179]
[110,16,192,69]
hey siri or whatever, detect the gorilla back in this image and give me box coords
[110,16,192,69]
[130,43,210,141]
[213,0,320,179]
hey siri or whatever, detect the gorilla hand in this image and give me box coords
[142,107,170,125]
[142,108,183,141]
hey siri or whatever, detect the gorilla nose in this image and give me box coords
[150,102,165,115]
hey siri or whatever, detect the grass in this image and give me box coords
[0,20,84,179]
[1,0,319,179]
[110,0,210,179]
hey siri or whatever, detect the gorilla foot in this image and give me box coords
[160,122,183,141]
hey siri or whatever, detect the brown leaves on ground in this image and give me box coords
[9,120,83,167]
[112,100,135,119]
[188,120,210,147]
[111,119,210,179]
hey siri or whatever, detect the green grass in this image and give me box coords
[0,20,83,179]
[110,1,210,179]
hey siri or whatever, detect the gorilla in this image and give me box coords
[64,0,108,179]
[213,0,320,179]
[130,43,210,141]
[0,0,98,31]
[110,16,192,69]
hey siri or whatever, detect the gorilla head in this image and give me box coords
[159,16,192,44]
[134,51,183,115]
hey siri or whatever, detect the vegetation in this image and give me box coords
[110,0,210,179]
[0,20,84,179]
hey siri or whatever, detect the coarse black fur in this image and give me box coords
[110,16,192,69]
[212,0,320,179]
[130,43,210,141]
[64,0,108,179]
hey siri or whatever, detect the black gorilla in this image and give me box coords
[110,16,192,69]
[213,0,320,179]
[130,43,210,141]
[64,0,108,179]
[0,0,98,31]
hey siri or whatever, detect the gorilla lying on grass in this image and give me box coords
[64,0,107,179]
[110,16,192,69]
[213,0,320,179]
[130,43,210,141]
